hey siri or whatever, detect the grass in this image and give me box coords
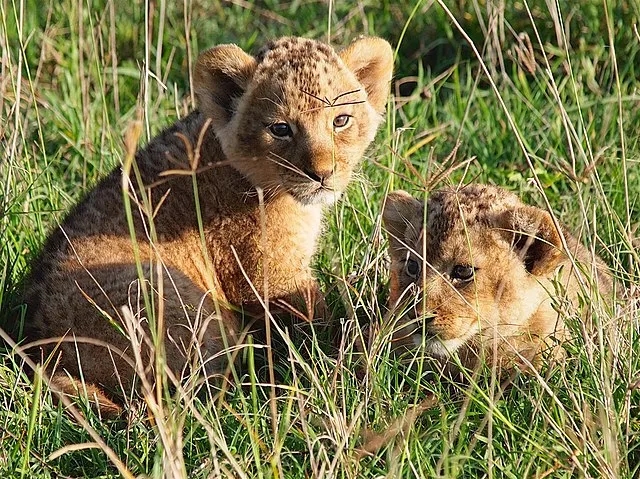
[1,0,639,477]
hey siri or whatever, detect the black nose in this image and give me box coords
[303,168,333,185]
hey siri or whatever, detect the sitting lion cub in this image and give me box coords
[382,183,613,370]
[21,36,393,414]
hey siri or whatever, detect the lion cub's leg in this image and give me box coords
[272,279,328,323]
[37,263,241,416]
[49,373,123,418]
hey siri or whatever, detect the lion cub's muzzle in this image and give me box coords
[391,288,439,348]
[287,166,350,205]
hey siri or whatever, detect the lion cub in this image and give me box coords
[22,36,393,414]
[382,184,613,370]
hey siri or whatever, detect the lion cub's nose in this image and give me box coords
[422,313,436,326]
[304,168,334,185]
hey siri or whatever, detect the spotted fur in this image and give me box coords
[382,184,613,369]
[21,36,393,415]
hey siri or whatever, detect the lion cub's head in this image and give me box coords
[194,37,393,205]
[382,184,598,366]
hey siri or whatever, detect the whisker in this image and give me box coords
[262,183,282,197]
[331,100,366,107]
[260,96,283,108]
[331,88,362,104]
[267,151,301,169]
[300,101,366,115]
[299,88,331,107]
[301,105,332,114]
[267,153,312,180]
[241,181,282,201]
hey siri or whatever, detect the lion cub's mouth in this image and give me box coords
[289,182,342,205]
[414,334,468,358]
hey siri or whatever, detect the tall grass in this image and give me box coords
[1,0,639,477]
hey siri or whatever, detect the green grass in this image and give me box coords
[2,0,639,477]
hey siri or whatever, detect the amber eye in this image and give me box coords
[451,265,475,282]
[333,114,351,129]
[405,258,421,279]
[269,122,292,138]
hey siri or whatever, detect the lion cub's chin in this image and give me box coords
[415,335,468,358]
[293,188,343,206]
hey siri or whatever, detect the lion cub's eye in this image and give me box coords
[269,122,293,138]
[451,265,475,282]
[405,258,421,279]
[333,114,351,129]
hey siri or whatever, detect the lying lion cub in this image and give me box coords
[21,36,393,415]
[382,184,613,369]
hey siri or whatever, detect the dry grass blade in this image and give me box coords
[48,442,103,461]
[1,0,637,476]
[0,327,135,479]
[357,394,438,459]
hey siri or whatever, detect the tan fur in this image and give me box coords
[50,374,123,418]
[382,184,613,370]
[22,36,393,415]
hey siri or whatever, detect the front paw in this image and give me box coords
[273,281,327,323]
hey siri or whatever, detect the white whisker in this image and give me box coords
[267,152,313,181]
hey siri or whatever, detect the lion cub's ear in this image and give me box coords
[383,190,423,259]
[339,37,394,114]
[194,45,257,130]
[498,205,564,276]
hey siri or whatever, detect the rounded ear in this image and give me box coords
[382,190,423,259]
[339,37,394,114]
[496,205,564,276]
[194,45,257,130]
